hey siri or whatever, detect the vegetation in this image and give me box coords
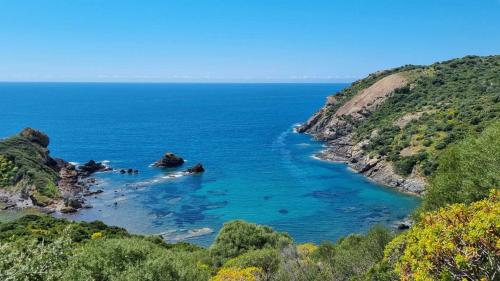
[385,190,499,281]
[353,55,500,177]
[0,129,60,201]
[421,121,500,211]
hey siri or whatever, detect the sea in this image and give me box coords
[0,83,419,246]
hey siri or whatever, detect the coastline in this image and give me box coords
[306,132,426,196]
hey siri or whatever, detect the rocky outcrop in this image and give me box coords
[19,127,50,148]
[185,163,205,174]
[299,74,426,195]
[0,128,109,212]
[78,160,111,176]
[153,152,184,168]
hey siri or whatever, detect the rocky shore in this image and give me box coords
[298,73,425,195]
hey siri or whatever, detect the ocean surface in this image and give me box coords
[0,83,419,246]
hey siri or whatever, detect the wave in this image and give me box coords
[296,143,311,147]
[292,123,302,133]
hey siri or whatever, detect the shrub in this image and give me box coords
[210,221,292,266]
[223,248,280,276]
[422,121,500,210]
[393,156,417,176]
[390,190,500,280]
[210,267,263,281]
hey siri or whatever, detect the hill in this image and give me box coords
[298,55,500,194]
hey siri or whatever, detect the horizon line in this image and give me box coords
[0,80,356,84]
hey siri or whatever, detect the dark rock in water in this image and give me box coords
[120,169,126,174]
[79,160,108,176]
[397,223,410,230]
[20,127,50,148]
[263,196,272,200]
[185,163,205,173]
[153,152,184,168]
[278,209,289,214]
[127,168,133,174]
[83,189,103,196]
[134,169,139,174]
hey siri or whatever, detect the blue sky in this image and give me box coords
[0,0,499,82]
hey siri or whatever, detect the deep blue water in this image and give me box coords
[0,83,419,246]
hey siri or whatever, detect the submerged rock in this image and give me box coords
[153,152,184,168]
[185,163,205,173]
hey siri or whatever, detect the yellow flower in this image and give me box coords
[91,232,103,240]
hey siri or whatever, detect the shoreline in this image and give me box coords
[304,131,426,196]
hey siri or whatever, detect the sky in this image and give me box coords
[0,0,499,82]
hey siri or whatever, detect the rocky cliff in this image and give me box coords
[0,128,106,212]
[299,55,500,195]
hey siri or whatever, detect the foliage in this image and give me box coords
[223,248,280,277]
[0,215,130,243]
[0,227,73,281]
[422,121,500,211]
[389,190,500,281]
[210,220,292,266]
[62,237,211,281]
[210,267,263,281]
[0,155,17,188]
[0,135,59,198]
[322,226,394,281]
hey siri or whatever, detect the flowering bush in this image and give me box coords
[210,267,263,281]
[390,190,500,281]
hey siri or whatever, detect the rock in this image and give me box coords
[65,197,84,209]
[153,152,184,168]
[185,163,204,173]
[133,169,139,174]
[20,128,50,147]
[397,223,410,230]
[278,209,289,214]
[120,169,126,174]
[79,160,108,176]
[60,206,77,213]
[83,189,103,196]
[52,158,70,170]
[127,168,133,174]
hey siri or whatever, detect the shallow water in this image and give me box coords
[0,83,419,246]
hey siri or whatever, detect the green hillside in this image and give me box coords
[354,55,500,177]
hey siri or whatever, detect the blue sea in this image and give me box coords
[0,83,419,246]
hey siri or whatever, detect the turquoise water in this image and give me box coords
[0,83,419,246]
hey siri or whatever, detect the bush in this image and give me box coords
[393,156,417,176]
[210,221,292,266]
[422,121,500,211]
[389,190,500,280]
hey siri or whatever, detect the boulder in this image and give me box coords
[185,163,205,173]
[153,152,184,168]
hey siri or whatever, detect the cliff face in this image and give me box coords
[299,55,500,195]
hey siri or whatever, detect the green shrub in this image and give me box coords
[210,220,292,266]
[422,121,500,211]
[393,156,417,176]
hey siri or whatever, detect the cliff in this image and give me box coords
[299,55,500,194]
